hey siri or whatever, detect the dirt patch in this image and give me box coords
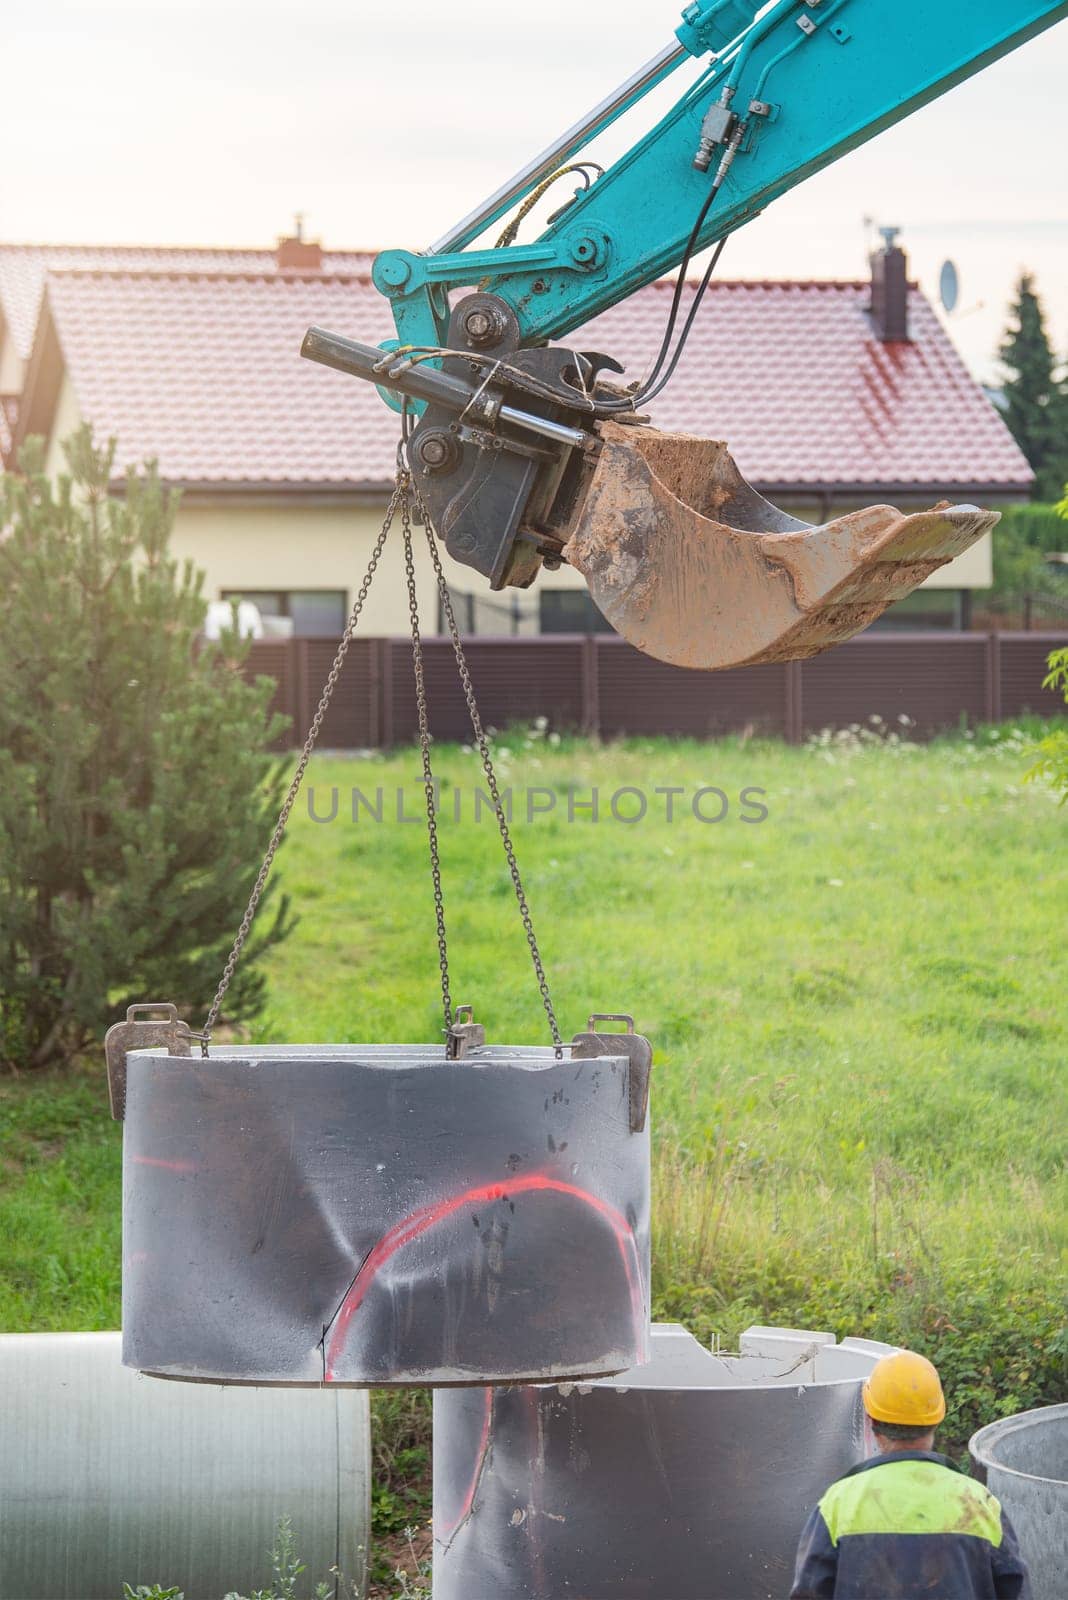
[368,1522,432,1598]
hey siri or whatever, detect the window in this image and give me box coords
[539,589,615,635]
[436,585,538,635]
[221,590,347,637]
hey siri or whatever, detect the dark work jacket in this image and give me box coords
[790,1450,1032,1600]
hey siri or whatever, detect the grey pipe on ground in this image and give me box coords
[970,1403,1068,1600]
[0,1331,370,1600]
[433,1323,897,1600]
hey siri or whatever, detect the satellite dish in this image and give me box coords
[939,259,960,314]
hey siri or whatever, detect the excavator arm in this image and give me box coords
[302,0,1067,669]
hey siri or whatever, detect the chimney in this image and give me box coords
[276,212,323,271]
[869,226,909,341]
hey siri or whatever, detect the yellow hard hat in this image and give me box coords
[863,1350,946,1427]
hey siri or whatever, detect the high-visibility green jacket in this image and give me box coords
[790,1450,1031,1599]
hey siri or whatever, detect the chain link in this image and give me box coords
[200,482,403,1054]
[201,456,564,1062]
[414,487,564,1056]
[401,491,452,1039]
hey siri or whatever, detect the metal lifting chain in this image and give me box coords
[200,447,562,1060]
[411,482,564,1056]
[199,478,403,1054]
[401,490,452,1040]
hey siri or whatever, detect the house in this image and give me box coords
[3,234,1032,637]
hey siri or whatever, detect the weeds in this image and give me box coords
[368,1390,432,1592]
[1025,647,1068,800]
[651,1138,1067,1453]
[384,1529,431,1599]
[222,1515,326,1600]
[6,727,1065,1577]
[126,1515,351,1600]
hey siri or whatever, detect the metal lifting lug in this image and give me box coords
[571,1012,653,1133]
[103,1002,194,1121]
[446,1004,487,1059]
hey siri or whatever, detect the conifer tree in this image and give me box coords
[0,429,292,1070]
[998,272,1068,502]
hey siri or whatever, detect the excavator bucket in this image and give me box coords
[564,423,998,671]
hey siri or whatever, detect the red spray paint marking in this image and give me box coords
[132,1154,197,1174]
[325,1173,644,1382]
[437,1386,494,1543]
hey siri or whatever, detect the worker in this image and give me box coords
[790,1350,1032,1599]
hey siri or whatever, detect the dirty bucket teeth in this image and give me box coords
[564,422,998,671]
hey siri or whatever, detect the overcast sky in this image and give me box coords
[5,0,1068,382]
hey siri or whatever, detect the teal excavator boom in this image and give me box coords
[302,0,1068,669]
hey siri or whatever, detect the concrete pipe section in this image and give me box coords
[0,1331,370,1600]
[433,1322,896,1600]
[122,1044,650,1385]
[970,1403,1068,1600]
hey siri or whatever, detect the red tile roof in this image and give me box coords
[19,263,1031,494]
[33,268,396,487]
[0,244,372,361]
[582,280,1031,490]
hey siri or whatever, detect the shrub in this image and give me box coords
[997,501,1068,555]
[0,430,292,1069]
[370,1391,432,1590]
[1027,648,1068,801]
[989,509,1067,611]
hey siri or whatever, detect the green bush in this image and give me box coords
[997,501,1068,554]
[989,506,1068,608]
[0,430,292,1069]
[1027,648,1068,801]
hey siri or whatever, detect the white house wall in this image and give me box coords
[29,423,990,626]
[0,333,24,397]
[173,494,989,636]
[43,373,85,479]
[171,501,584,635]
[921,531,991,589]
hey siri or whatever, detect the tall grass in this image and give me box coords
[1,723,1065,1496]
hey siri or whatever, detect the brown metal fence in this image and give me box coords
[244,631,1068,751]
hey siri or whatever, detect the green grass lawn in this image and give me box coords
[2,721,1066,1456]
